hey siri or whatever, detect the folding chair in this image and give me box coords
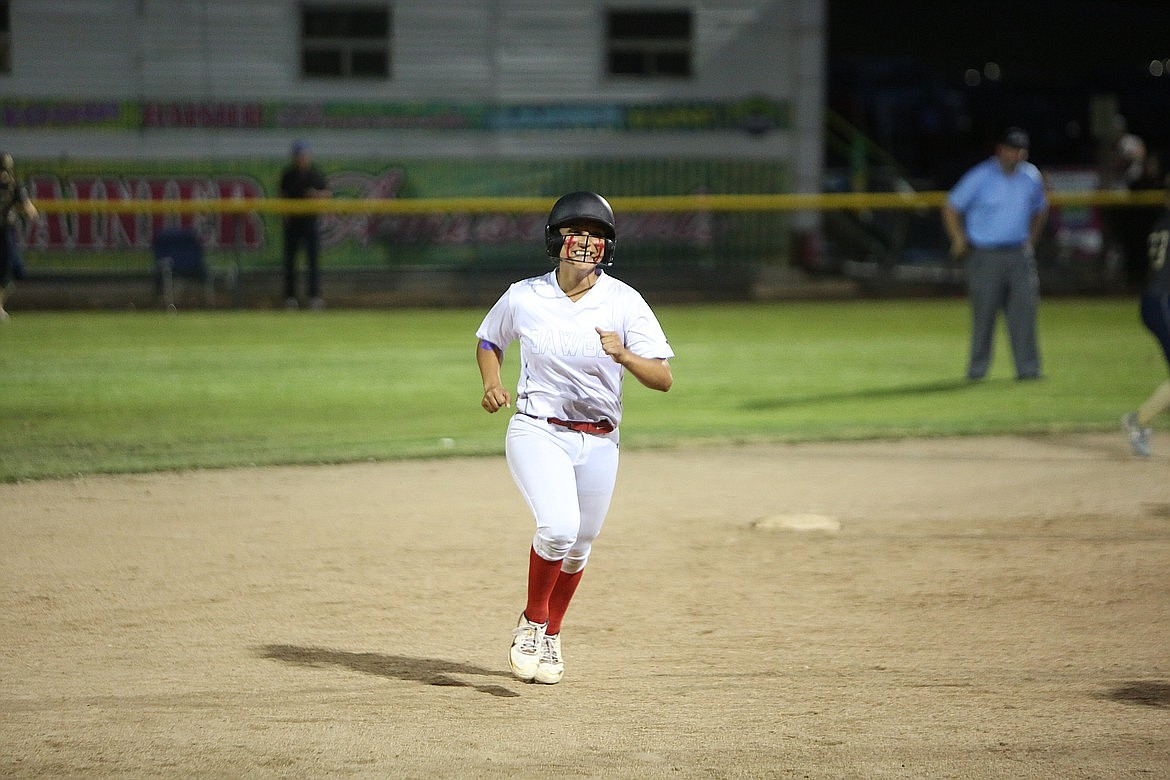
[151,228,213,310]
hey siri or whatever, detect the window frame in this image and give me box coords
[0,1,11,75]
[299,3,392,80]
[604,7,694,80]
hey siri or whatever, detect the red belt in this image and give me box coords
[522,413,614,435]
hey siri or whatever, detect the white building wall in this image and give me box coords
[12,1,138,96]
[3,0,823,186]
[9,0,808,101]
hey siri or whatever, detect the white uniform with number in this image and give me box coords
[476,269,673,571]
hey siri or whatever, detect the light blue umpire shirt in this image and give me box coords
[947,158,1047,248]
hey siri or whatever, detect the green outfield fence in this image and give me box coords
[19,158,797,275]
[12,184,1167,307]
[34,188,1165,216]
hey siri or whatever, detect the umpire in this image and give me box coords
[943,127,1049,381]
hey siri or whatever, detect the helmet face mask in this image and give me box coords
[545,191,616,266]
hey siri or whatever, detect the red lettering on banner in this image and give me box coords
[141,103,263,129]
[27,175,267,250]
[26,177,67,249]
[24,169,716,254]
[213,178,265,247]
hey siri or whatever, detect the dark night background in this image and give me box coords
[827,0,1170,188]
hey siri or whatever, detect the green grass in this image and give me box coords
[0,299,1160,482]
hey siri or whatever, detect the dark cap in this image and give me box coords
[1000,127,1030,149]
[291,139,310,155]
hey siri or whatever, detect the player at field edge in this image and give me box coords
[279,140,331,311]
[0,152,39,321]
[1121,176,1170,457]
[475,191,674,684]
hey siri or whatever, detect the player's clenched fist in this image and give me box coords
[595,327,627,363]
[595,326,673,392]
[482,385,511,413]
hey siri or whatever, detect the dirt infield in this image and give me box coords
[2,434,1167,778]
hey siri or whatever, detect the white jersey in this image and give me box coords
[476,269,673,427]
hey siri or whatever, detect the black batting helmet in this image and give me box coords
[545,191,616,265]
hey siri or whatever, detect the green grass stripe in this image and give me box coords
[0,298,1158,482]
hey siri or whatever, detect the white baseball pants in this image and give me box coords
[505,413,619,573]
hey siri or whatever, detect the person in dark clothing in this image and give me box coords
[0,152,39,321]
[1121,176,1170,457]
[279,140,331,310]
[1117,152,1163,291]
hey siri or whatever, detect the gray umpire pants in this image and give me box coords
[965,246,1041,380]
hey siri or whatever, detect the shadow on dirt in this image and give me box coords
[1103,680,1170,708]
[257,643,520,698]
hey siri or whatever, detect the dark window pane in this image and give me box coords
[608,51,645,75]
[654,51,691,77]
[351,50,388,77]
[302,10,340,37]
[0,0,8,74]
[608,10,691,40]
[302,8,389,39]
[348,11,389,37]
[303,49,343,77]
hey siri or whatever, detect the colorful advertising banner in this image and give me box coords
[17,159,792,274]
[3,98,790,133]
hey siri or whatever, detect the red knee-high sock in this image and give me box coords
[545,568,584,635]
[524,546,562,625]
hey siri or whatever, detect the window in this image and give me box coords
[606,9,693,78]
[0,1,10,75]
[300,5,391,79]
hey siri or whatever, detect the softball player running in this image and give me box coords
[475,191,673,684]
[1122,177,1170,456]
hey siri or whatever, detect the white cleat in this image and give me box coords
[535,632,564,685]
[1122,412,1152,457]
[509,613,545,682]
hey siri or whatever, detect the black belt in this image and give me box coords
[519,412,614,435]
[972,242,1023,251]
